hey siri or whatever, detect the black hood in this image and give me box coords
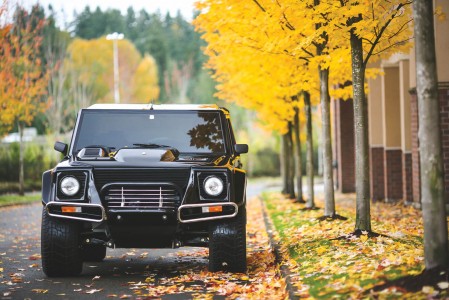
[57,150,230,169]
[114,148,179,163]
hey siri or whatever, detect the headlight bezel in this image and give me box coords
[197,171,229,201]
[60,176,80,196]
[56,171,88,201]
[203,176,224,196]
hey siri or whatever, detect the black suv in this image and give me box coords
[41,104,248,276]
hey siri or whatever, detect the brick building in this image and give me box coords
[332,0,449,208]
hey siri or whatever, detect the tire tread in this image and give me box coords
[209,206,247,273]
[41,208,83,277]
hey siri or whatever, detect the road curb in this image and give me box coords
[259,197,299,300]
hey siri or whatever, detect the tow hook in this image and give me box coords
[83,238,107,246]
[172,239,181,248]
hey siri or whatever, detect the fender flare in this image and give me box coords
[41,170,53,205]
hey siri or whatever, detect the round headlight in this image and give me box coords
[204,176,224,196]
[60,176,80,196]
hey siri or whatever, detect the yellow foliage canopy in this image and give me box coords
[132,54,160,102]
[194,0,413,133]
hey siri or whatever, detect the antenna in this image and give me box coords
[149,100,154,110]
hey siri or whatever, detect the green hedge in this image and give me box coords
[0,142,59,193]
[240,147,281,177]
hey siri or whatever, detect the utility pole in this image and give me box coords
[106,32,124,103]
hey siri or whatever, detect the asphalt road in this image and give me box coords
[0,180,281,300]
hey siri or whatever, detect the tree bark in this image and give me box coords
[350,31,371,231]
[319,67,335,216]
[413,0,448,269]
[18,122,25,196]
[287,122,296,199]
[281,133,289,194]
[293,107,304,202]
[304,92,315,208]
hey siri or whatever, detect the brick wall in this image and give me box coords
[402,152,413,204]
[334,99,355,193]
[410,84,449,206]
[370,147,384,200]
[384,149,403,201]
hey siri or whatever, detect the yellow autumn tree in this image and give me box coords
[66,37,141,109]
[194,0,355,205]
[131,53,160,102]
[195,0,320,201]
[195,0,413,231]
[328,0,413,233]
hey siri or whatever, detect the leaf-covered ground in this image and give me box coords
[0,199,287,299]
[121,197,287,299]
[263,192,449,299]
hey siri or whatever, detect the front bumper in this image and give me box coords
[45,201,239,224]
[46,202,105,222]
[178,202,238,223]
[45,167,241,224]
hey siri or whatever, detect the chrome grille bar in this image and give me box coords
[103,185,181,210]
[159,187,162,208]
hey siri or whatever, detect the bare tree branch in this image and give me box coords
[371,37,414,57]
[386,18,413,42]
[301,47,315,58]
[363,3,405,67]
[252,0,266,13]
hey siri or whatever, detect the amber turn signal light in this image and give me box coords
[61,206,81,213]
[202,206,223,213]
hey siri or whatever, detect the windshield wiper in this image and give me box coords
[132,143,172,149]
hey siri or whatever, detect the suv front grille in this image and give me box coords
[103,185,181,210]
[94,168,190,192]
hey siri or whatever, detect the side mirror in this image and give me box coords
[54,141,68,155]
[234,144,248,154]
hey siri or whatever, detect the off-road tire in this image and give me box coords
[208,205,247,273]
[82,244,106,262]
[41,208,83,277]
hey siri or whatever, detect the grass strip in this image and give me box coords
[0,194,40,207]
[262,192,446,299]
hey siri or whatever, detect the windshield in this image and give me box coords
[72,110,226,154]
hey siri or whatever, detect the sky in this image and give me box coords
[17,0,197,27]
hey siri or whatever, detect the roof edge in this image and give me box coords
[86,103,221,110]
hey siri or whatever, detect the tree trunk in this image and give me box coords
[319,67,335,216]
[294,107,304,202]
[281,133,289,194]
[350,31,371,231]
[304,91,315,208]
[413,0,448,270]
[287,122,296,199]
[18,122,25,196]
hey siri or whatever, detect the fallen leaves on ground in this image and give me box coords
[123,197,287,299]
[31,288,48,294]
[263,192,449,299]
[0,198,286,298]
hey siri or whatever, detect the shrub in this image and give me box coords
[0,142,59,193]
